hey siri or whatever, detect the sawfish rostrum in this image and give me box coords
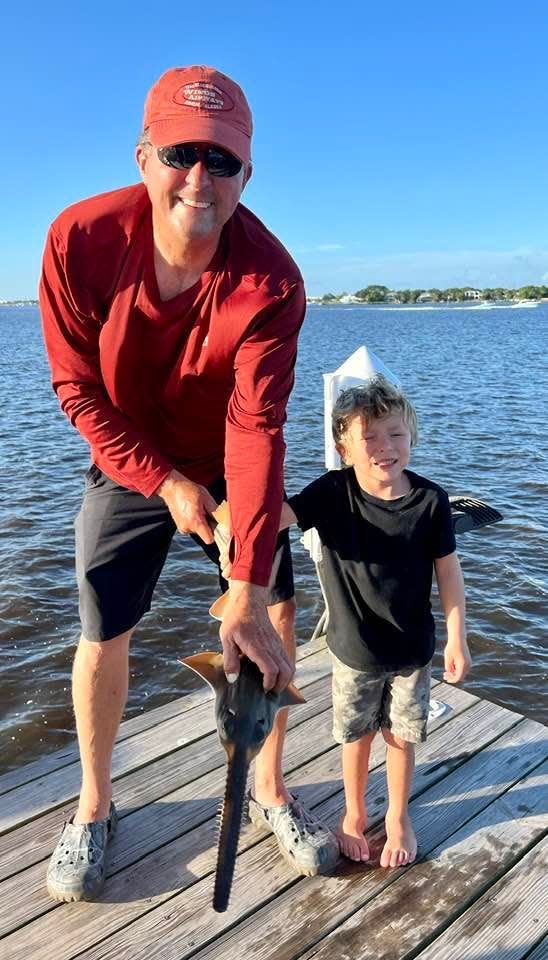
[180,652,306,912]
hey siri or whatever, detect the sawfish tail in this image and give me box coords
[213,745,250,913]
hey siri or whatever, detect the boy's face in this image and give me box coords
[336,412,411,489]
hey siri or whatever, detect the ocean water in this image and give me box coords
[1,302,546,773]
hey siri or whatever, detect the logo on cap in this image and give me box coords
[174,81,234,112]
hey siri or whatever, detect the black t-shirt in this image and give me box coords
[288,468,456,671]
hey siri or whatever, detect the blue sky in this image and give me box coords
[2,1,548,298]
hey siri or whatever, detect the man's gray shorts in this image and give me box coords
[331,651,431,745]
[75,466,294,642]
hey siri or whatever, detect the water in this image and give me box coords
[1,302,547,773]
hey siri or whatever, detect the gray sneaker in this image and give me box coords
[46,802,118,902]
[248,794,339,876]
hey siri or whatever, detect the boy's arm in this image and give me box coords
[434,551,472,684]
[279,501,298,530]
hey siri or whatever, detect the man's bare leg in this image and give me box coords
[380,728,417,867]
[73,630,132,823]
[337,730,375,861]
[253,598,296,806]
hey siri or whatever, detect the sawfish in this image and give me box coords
[180,651,305,912]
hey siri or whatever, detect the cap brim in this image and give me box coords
[147,116,251,165]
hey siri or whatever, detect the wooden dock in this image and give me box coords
[1,636,546,960]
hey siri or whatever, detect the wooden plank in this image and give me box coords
[0,636,330,795]
[0,670,338,878]
[413,837,548,960]
[525,938,548,960]
[0,682,472,948]
[0,689,210,796]
[0,675,448,882]
[161,716,546,960]
[0,646,335,833]
[297,758,548,960]
[0,695,525,960]
[0,690,342,937]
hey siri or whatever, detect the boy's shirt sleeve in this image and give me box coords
[432,488,457,558]
[287,473,333,534]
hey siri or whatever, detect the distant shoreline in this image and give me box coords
[0,300,38,306]
[307,283,548,305]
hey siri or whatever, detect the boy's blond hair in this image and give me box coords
[332,375,418,446]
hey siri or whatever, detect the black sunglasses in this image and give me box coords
[157,143,243,178]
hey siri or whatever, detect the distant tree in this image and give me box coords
[321,292,339,302]
[442,288,465,301]
[354,285,390,303]
[517,285,542,299]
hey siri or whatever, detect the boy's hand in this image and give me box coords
[443,639,472,684]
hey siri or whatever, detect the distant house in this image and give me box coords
[417,291,433,302]
[339,294,362,304]
[463,289,482,300]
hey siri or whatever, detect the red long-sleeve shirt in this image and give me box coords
[40,184,305,585]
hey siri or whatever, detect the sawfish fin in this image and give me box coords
[211,499,231,528]
[180,652,306,706]
[179,651,226,692]
[279,681,307,707]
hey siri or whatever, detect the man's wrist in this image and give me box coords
[156,469,185,500]
[228,580,268,607]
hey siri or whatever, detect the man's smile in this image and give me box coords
[180,198,214,208]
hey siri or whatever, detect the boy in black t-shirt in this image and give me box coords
[280,376,472,867]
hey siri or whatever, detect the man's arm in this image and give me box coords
[40,225,216,541]
[224,282,306,585]
[220,282,306,690]
[434,551,471,683]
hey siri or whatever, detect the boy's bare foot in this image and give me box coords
[380,812,417,868]
[336,811,370,862]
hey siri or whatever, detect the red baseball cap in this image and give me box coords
[143,65,253,165]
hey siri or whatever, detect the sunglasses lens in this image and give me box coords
[158,145,199,169]
[158,145,242,178]
[205,149,243,178]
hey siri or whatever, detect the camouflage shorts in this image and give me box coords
[331,651,431,744]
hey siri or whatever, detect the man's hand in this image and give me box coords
[443,638,472,684]
[157,470,218,544]
[219,581,294,692]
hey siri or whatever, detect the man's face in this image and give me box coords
[337,412,411,489]
[136,141,251,244]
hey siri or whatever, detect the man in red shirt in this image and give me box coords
[40,65,338,902]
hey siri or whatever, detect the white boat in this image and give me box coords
[511,299,541,308]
